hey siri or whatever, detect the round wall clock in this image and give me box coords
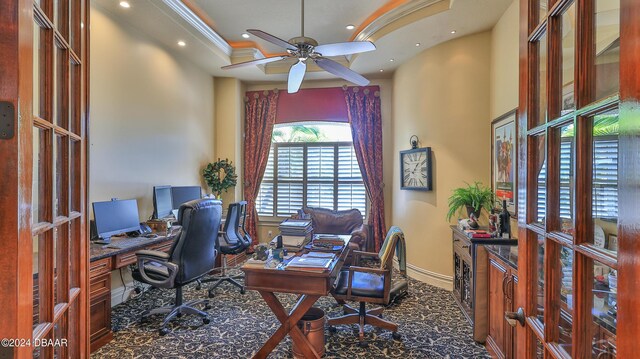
[400,147,432,191]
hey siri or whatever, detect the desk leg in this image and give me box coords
[253,292,321,359]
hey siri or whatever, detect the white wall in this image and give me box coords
[490,0,520,119]
[89,5,215,220]
[392,31,493,289]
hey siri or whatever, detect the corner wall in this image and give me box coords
[391,31,492,289]
[89,5,215,220]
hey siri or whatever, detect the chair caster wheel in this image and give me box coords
[328,326,337,333]
[203,317,210,324]
[208,291,215,298]
[392,332,401,340]
[159,327,169,336]
[204,304,211,310]
[134,287,142,294]
[140,317,148,324]
[240,288,246,295]
[358,341,368,348]
[195,284,202,290]
[176,313,183,318]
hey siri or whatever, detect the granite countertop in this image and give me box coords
[484,243,519,270]
[90,226,181,262]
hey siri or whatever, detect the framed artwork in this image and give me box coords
[400,147,432,191]
[491,109,518,217]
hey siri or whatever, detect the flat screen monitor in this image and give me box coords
[92,199,140,240]
[171,186,202,210]
[153,185,173,219]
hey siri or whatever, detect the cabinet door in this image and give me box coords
[488,257,508,358]
[453,251,462,301]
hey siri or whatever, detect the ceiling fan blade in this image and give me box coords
[314,58,370,86]
[288,60,307,93]
[314,41,376,57]
[221,56,287,70]
[247,29,298,51]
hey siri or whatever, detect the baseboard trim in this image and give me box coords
[395,259,453,290]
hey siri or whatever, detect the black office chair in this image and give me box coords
[200,201,251,298]
[132,198,222,335]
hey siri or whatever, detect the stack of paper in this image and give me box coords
[285,255,333,272]
[278,219,313,251]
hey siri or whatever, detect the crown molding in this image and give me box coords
[354,0,451,42]
[161,0,233,56]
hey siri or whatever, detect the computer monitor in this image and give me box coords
[153,185,173,219]
[171,186,202,210]
[92,199,140,241]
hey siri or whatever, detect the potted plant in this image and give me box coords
[203,158,238,199]
[446,181,496,221]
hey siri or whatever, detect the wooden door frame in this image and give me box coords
[0,1,38,357]
[516,0,640,357]
[0,0,90,357]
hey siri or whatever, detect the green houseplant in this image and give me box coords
[446,181,496,221]
[203,158,238,199]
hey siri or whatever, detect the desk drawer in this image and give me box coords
[114,251,138,268]
[90,274,111,297]
[90,258,112,279]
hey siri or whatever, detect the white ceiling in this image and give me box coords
[93,0,512,84]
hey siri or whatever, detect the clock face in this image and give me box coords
[402,149,429,189]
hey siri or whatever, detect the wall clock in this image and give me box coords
[400,147,432,191]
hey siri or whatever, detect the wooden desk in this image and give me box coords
[88,228,179,353]
[242,236,351,359]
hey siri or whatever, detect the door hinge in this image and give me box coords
[0,101,15,139]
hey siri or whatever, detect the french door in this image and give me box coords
[515,0,640,358]
[0,0,89,357]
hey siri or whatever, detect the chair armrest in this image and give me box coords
[352,250,379,265]
[135,249,170,261]
[349,225,368,249]
[135,251,178,289]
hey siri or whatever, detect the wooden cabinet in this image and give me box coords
[451,227,489,343]
[486,251,518,359]
[89,258,113,352]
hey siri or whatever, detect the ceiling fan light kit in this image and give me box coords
[221,0,377,93]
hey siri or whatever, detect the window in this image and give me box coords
[256,123,367,219]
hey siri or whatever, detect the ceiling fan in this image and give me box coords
[221,0,376,93]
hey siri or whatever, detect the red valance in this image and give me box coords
[245,86,380,124]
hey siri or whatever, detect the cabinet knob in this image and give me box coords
[505,307,526,327]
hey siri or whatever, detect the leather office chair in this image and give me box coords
[328,226,408,347]
[200,201,251,298]
[132,198,222,335]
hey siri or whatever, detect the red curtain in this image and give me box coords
[244,90,279,246]
[344,86,386,252]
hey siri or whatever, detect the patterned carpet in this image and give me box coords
[92,273,490,359]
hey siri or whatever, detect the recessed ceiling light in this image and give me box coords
[451,30,457,34]
[241,33,250,39]
[119,1,130,8]
[415,43,421,47]
[389,58,394,62]
[177,40,186,47]
[379,69,384,72]
[346,24,355,30]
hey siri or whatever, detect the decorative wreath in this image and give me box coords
[203,158,238,198]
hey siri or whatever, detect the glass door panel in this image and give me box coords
[591,259,617,358]
[589,110,618,257]
[558,245,574,356]
[560,3,576,115]
[559,123,575,236]
[536,33,549,127]
[594,0,620,101]
[534,134,547,225]
[536,234,545,325]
